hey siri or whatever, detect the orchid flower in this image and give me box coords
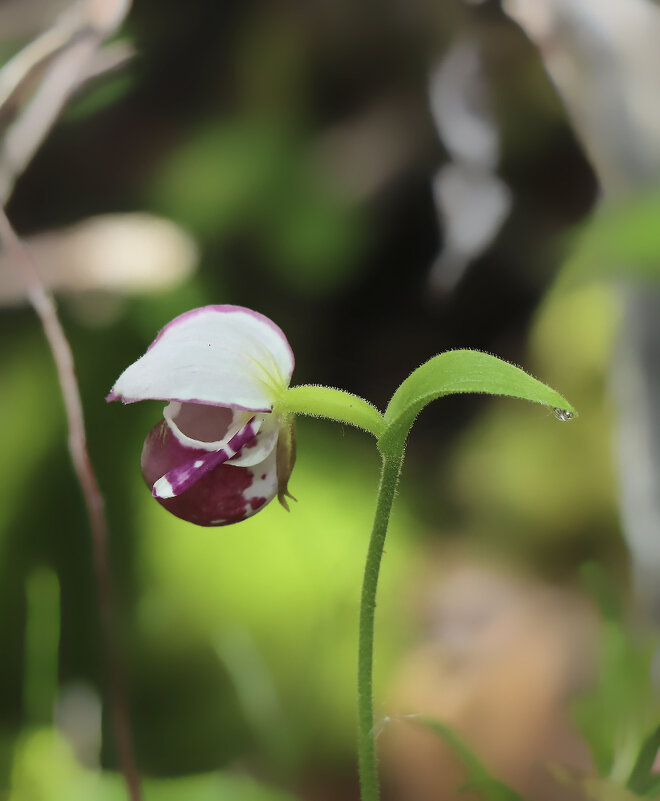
[107,305,296,526]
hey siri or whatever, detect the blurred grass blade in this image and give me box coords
[572,620,659,781]
[554,767,651,801]
[627,724,660,795]
[214,627,294,771]
[0,0,131,203]
[580,562,622,622]
[23,568,60,726]
[417,717,527,801]
[574,566,660,784]
[381,349,576,449]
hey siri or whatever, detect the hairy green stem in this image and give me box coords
[357,443,405,801]
[282,385,385,439]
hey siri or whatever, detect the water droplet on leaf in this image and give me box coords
[553,408,574,422]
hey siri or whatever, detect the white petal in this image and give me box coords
[108,305,294,410]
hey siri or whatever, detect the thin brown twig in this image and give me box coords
[0,207,142,801]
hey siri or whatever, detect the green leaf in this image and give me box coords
[554,767,651,801]
[418,717,527,801]
[572,618,659,782]
[572,568,660,786]
[283,385,385,438]
[640,775,660,798]
[628,725,660,796]
[380,349,576,450]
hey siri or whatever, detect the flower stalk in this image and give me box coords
[357,442,405,801]
[282,384,402,800]
[281,385,397,800]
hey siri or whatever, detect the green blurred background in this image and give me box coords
[2,0,659,799]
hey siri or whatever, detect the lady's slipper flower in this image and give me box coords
[107,305,296,526]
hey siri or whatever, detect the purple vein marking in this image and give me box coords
[153,417,259,498]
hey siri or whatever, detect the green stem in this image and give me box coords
[282,385,385,439]
[357,442,405,801]
[281,381,402,799]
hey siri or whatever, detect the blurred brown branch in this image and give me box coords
[0,2,141,798]
[0,207,141,801]
[0,213,197,307]
[0,0,133,204]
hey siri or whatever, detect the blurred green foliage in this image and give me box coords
[134,425,417,768]
[563,191,660,285]
[0,338,61,546]
[149,118,365,295]
[10,728,297,801]
[447,283,621,569]
[574,567,660,789]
